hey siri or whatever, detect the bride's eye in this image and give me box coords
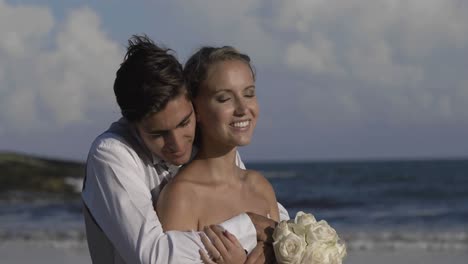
[216,96,230,103]
[245,91,255,98]
[244,87,256,98]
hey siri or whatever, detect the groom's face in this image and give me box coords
[135,93,196,166]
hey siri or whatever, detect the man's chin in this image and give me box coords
[166,154,191,166]
[170,160,186,166]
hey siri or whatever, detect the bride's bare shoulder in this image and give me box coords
[156,172,200,231]
[244,169,274,193]
[244,169,280,220]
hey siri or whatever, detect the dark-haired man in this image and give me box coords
[82,35,289,264]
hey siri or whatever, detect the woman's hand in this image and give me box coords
[199,225,247,264]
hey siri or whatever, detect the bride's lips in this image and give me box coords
[229,120,252,131]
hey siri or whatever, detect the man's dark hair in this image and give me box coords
[113,34,186,122]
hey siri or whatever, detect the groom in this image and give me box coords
[82,34,289,264]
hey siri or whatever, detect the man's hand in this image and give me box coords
[199,225,247,264]
[245,241,276,264]
[246,212,277,243]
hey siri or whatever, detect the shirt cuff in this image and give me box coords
[278,202,290,221]
[219,213,257,254]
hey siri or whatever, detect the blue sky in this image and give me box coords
[1,0,468,161]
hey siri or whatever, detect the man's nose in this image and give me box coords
[165,131,183,152]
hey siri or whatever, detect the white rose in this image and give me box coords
[273,232,306,264]
[335,239,347,260]
[301,243,343,264]
[305,220,338,245]
[294,211,317,227]
[300,244,319,264]
[288,222,306,237]
[273,220,292,241]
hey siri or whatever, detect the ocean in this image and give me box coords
[248,159,468,251]
[1,159,467,252]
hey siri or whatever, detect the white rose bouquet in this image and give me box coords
[272,211,347,264]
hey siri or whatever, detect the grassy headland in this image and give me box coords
[0,152,85,197]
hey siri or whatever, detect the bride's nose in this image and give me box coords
[234,98,247,116]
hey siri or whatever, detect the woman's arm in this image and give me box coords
[246,170,280,222]
[262,177,280,222]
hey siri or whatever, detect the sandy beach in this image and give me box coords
[1,240,467,264]
[0,240,90,264]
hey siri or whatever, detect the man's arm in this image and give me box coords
[82,140,258,263]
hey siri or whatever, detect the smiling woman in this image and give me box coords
[193,59,258,149]
[156,46,280,262]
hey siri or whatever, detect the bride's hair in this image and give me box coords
[183,46,255,98]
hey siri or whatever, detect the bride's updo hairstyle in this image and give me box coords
[183,46,256,97]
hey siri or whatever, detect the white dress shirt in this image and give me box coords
[82,118,290,264]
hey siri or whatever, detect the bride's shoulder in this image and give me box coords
[159,163,207,201]
[159,176,197,202]
[244,169,274,193]
[156,176,200,231]
[243,169,280,221]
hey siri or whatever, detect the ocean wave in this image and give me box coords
[262,170,298,179]
[0,228,87,249]
[283,198,365,209]
[342,230,468,251]
[1,228,467,252]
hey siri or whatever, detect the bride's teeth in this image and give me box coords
[232,121,249,128]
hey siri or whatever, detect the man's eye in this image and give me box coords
[150,134,162,139]
[181,120,190,127]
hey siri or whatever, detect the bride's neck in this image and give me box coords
[194,145,240,183]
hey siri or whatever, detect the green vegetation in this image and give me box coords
[0,152,85,196]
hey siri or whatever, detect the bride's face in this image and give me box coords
[194,59,258,148]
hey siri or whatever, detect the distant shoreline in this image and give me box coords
[2,150,467,165]
[0,152,85,197]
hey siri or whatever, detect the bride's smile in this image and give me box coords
[194,59,259,148]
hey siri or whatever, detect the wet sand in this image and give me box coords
[1,240,467,264]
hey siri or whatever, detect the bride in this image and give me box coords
[156,46,280,262]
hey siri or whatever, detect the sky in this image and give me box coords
[1,0,468,162]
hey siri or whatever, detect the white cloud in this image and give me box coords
[299,87,362,123]
[172,0,280,65]
[285,34,342,75]
[0,1,53,56]
[0,1,121,134]
[272,0,468,82]
[171,0,468,123]
[3,0,466,142]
